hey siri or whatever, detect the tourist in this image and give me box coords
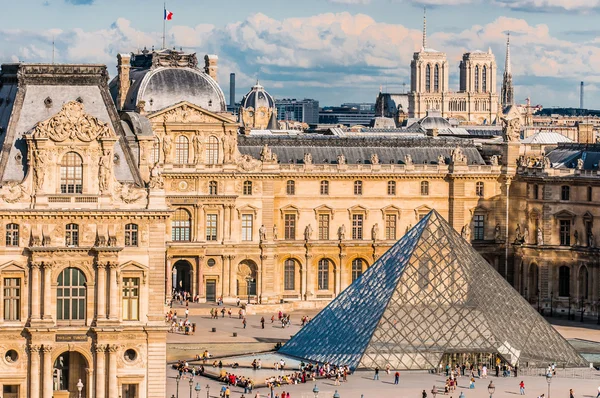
[228,308,232,318]
[394,371,400,385]
[597,385,600,398]
[225,386,231,397]
[519,380,525,395]
[386,364,391,375]
[569,388,574,398]
[459,392,465,398]
[422,389,428,398]
[373,366,379,380]
[243,318,247,329]
[261,317,265,329]
[445,364,450,376]
[271,315,275,323]
[221,308,226,318]
[469,376,475,389]
[482,365,487,378]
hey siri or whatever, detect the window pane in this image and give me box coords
[284,214,296,240]
[352,214,363,240]
[318,214,329,240]
[284,260,295,290]
[242,214,253,241]
[206,136,219,164]
[385,215,396,240]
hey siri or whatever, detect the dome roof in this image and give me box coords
[241,81,275,109]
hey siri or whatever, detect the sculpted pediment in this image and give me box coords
[149,101,234,124]
[32,101,115,142]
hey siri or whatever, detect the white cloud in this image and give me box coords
[328,0,371,4]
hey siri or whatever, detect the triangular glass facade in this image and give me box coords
[280,211,588,370]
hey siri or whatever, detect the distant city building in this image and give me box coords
[319,105,376,126]
[239,81,278,131]
[375,93,409,126]
[275,98,319,124]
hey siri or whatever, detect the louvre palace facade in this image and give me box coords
[0,47,598,397]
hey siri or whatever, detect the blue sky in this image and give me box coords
[2,0,600,107]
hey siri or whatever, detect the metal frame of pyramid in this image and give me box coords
[280,210,588,370]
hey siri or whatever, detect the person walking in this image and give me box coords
[569,389,574,398]
[261,317,265,329]
[596,385,600,398]
[519,380,525,395]
[421,389,428,398]
[394,371,400,385]
[373,366,379,380]
[243,318,247,329]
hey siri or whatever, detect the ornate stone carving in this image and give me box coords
[115,183,147,204]
[28,344,42,353]
[461,223,471,241]
[148,164,164,189]
[337,224,346,240]
[98,149,112,193]
[404,154,413,166]
[337,154,346,165]
[304,224,313,241]
[501,116,520,143]
[238,154,261,171]
[304,153,313,165]
[224,132,237,163]
[32,149,51,190]
[537,227,543,246]
[259,225,267,242]
[437,155,446,165]
[260,144,276,162]
[273,225,278,240]
[370,153,379,165]
[193,134,203,163]
[490,155,499,166]
[451,146,467,165]
[162,104,214,124]
[1,182,25,203]
[162,134,172,162]
[93,344,107,353]
[371,223,379,241]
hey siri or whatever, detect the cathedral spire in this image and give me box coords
[422,7,427,50]
[505,32,511,75]
[501,32,514,108]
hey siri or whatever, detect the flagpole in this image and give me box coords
[162,2,166,49]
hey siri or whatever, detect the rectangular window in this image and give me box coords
[387,181,396,196]
[473,215,484,240]
[559,220,571,246]
[533,184,539,200]
[561,185,570,201]
[241,214,253,241]
[3,278,20,321]
[122,384,138,398]
[352,214,364,240]
[206,214,218,241]
[318,214,330,240]
[122,277,139,321]
[320,181,329,195]
[385,214,397,240]
[588,186,593,202]
[354,181,363,195]
[284,214,296,240]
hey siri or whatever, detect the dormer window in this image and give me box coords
[60,152,83,194]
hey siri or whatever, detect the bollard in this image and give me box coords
[211,327,216,332]
[233,332,238,337]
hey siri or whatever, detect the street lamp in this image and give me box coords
[189,377,194,398]
[195,383,201,398]
[546,372,552,398]
[246,276,254,303]
[333,391,340,398]
[313,384,319,398]
[76,379,84,398]
[176,374,181,398]
[487,381,495,398]
[206,384,210,398]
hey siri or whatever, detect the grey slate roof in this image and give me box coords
[546,144,600,170]
[521,131,572,144]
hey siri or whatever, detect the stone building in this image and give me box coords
[239,82,277,131]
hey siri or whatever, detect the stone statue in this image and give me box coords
[33,149,50,189]
[259,225,267,242]
[515,224,522,243]
[589,231,595,248]
[437,155,446,165]
[226,133,236,162]
[451,146,467,165]
[304,224,313,241]
[404,154,413,166]
[371,223,379,241]
[537,228,543,246]
[273,225,278,240]
[523,226,529,244]
[337,224,346,240]
[494,223,501,241]
[162,134,172,162]
[542,156,551,169]
[337,154,346,165]
[98,150,112,193]
[260,144,272,161]
[461,223,471,241]
[501,116,521,142]
[148,163,164,189]
[304,153,313,165]
[574,230,579,246]
[490,155,499,166]
[577,158,584,170]
[193,134,203,163]
[371,153,379,165]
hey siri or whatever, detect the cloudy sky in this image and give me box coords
[1,0,599,108]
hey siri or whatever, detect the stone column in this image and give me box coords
[95,344,106,398]
[224,206,231,241]
[108,263,119,320]
[222,257,230,298]
[228,255,236,298]
[42,262,53,320]
[42,345,53,398]
[335,255,343,296]
[85,368,93,398]
[108,345,118,398]
[30,262,41,320]
[29,344,42,398]
[166,256,173,300]
[259,255,266,302]
[197,256,204,297]
[96,262,107,321]
[302,254,310,300]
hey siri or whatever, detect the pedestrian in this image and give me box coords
[459,392,465,398]
[243,318,247,329]
[386,364,391,375]
[394,371,400,385]
[519,380,525,395]
[569,388,574,398]
[261,317,265,329]
[373,366,379,380]
[221,308,225,318]
[422,389,428,398]
[597,385,600,398]
[225,386,231,397]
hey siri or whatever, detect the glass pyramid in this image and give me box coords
[280,210,588,370]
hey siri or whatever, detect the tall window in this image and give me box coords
[473,215,484,240]
[354,181,363,195]
[241,214,253,241]
[318,259,330,290]
[385,214,397,240]
[125,223,138,247]
[434,64,440,93]
[286,180,296,195]
[476,181,484,197]
[425,64,431,93]
[209,181,218,195]
[206,136,219,165]
[482,65,487,92]
[243,181,253,195]
[352,258,365,282]
[284,259,296,291]
[57,268,86,321]
[387,181,396,196]
[561,185,570,201]
[559,220,570,246]
[65,223,79,247]
[172,208,191,242]
[420,181,429,196]
[352,214,364,240]
[122,277,139,321]
[175,135,189,164]
[284,214,296,240]
[320,180,329,195]
[3,278,20,321]
[533,184,539,200]
[206,214,217,241]
[151,138,160,164]
[60,152,83,194]
[587,186,593,202]
[318,214,330,240]
[475,65,480,92]
[558,266,570,297]
[5,223,19,247]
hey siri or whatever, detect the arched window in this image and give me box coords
[320,180,329,195]
[434,64,440,93]
[206,136,219,165]
[125,223,138,247]
[286,180,296,195]
[284,259,296,291]
[482,65,487,92]
[65,223,79,247]
[420,181,429,196]
[475,65,480,92]
[175,135,189,164]
[57,267,86,321]
[579,266,589,299]
[425,64,431,93]
[5,223,19,247]
[387,181,396,196]
[209,181,218,195]
[243,181,253,195]
[172,208,191,242]
[352,258,365,282]
[60,152,83,194]
[151,137,160,164]
[559,265,570,297]
[318,259,330,290]
[476,181,484,197]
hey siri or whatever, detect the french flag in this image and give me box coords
[164,8,173,21]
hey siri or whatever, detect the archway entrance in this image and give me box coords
[236,260,257,300]
[173,260,192,294]
[53,351,88,398]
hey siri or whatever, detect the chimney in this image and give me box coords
[230,73,236,107]
[577,122,593,144]
[204,54,218,82]
[116,53,131,111]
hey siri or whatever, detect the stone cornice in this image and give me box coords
[0,210,171,220]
